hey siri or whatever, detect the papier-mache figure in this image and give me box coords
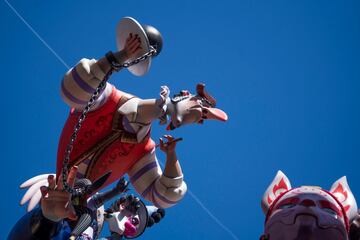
[260,170,360,240]
[8,17,228,239]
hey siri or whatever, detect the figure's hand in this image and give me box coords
[113,33,142,67]
[159,135,178,154]
[160,86,170,103]
[40,166,78,222]
[123,33,142,60]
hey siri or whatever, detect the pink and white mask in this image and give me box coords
[261,171,358,240]
[166,83,228,130]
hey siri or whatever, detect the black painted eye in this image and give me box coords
[323,208,337,216]
[279,203,296,209]
[131,217,139,225]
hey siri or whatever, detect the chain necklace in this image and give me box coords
[61,47,156,195]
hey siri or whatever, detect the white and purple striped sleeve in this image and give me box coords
[60,58,112,110]
[128,150,187,209]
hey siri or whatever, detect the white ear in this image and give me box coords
[261,170,292,214]
[330,176,358,222]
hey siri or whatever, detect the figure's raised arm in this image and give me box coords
[127,135,187,209]
[60,34,142,110]
[133,86,170,125]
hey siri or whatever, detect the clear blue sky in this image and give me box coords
[1,0,360,239]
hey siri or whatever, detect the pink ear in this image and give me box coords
[261,170,292,214]
[205,107,228,121]
[330,176,358,222]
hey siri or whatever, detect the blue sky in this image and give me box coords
[1,0,360,239]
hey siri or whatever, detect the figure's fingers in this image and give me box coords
[56,174,64,190]
[130,33,138,42]
[67,166,78,188]
[163,88,169,96]
[40,186,48,198]
[129,34,139,43]
[125,34,136,49]
[159,138,164,146]
[163,135,174,141]
[128,35,140,45]
[126,33,133,43]
[127,34,139,48]
[48,175,55,190]
[160,86,169,93]
[130,45,142,55]
[128,38,141,52]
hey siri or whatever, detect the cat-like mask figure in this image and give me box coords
[261,171,358,240]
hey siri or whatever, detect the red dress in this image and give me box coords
[56,86,155,191]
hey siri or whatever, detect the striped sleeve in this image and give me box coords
[60,58,112,110]
[128,150,187,209]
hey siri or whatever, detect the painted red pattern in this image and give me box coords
[331,183,350,213]
[268,177,290,205]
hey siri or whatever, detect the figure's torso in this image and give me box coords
[56,87,155,191]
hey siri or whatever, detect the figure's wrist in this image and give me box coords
[105,50,128,72]
[114,50,128,64]
[166,150,177,159]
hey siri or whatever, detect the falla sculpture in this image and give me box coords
[8,17,228,239]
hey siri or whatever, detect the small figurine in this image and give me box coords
[103,196,165,239]
[9,177,165,239]
[260,170,360,240]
